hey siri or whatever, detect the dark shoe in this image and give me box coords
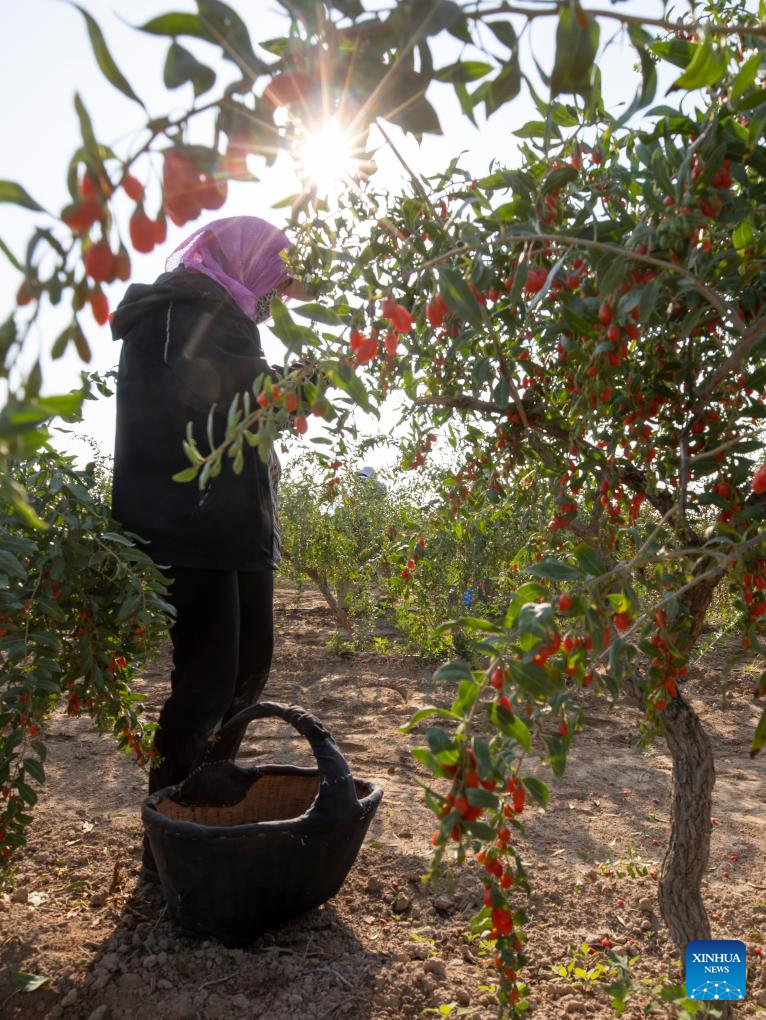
[139,861,161,885]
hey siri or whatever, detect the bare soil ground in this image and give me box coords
[1,584,766,1019]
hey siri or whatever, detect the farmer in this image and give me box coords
[110,216,306,880]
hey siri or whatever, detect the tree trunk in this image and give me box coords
[658,694,713,958]
[280,552,354,634]
[656,564,727,1011]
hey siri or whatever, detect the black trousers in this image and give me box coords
[148,566,274,795]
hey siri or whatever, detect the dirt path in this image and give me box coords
[2,586,766,1018]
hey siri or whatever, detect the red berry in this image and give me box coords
[78,171,100,198]
[294,414,308,434]
[129,207,156,254]
[83,241,116,282]
[490,666,506,690]
[63,198,103,236]
[88,287,110,326]
[524,267,548,295]
[121,173,145,202]
[598,302,612,326]
[427,294,448,328]
[383,301,413,333]
[752,464,766,495]
[384,331,398,356]
[558,594,572,612]
[16,280,35,306]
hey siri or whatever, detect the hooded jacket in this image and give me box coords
[110,269,277,571]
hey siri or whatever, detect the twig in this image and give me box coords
[307,965,354,989]
[198,970,239,991]
[375,119,439,221]
[415,394,503,415]
[478,302,529,428]
[688,428,765,465]
[690,314,766,416]
[466,3,766,40]
[418,233,732,322]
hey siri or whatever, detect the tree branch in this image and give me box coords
[468,3,766,40]
[418,233,733,325]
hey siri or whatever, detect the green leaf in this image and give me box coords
[0,180,44,212]
[526,558,582,581]
[0,237,23,270]
[115,589,142,623]
[74,92,98,155]
[485,54,522,117]
[0,549,26,579]
[616,31,657,127]
[672,37,727,91]
[438,266,483,329]
[488,703,531,749]
[574,543,608,576]
[390,93,442,138]
[197,0,266,74]
[550,6,600,98]
[650,38,693,69]
[435,61,493,84]
[460,616,500,634]
[11,972,50,992]
[22,757,45,783]
[433,661,473,681]
[136,12,207,38]
[71,4,144,106]
[270,300,318,353]
[399,706,463,732]
[410,0,462,39]
[426,726,454,755]
[16,779,37,806]
[523,776,549,808]
[731,51,762,102]
[164,41,216,97]
[732,218,754,255]
[465,786,499,808]
[486,20,517,51]
[506,660,551,699]
[173,466,200,484]
[292,302,342,326]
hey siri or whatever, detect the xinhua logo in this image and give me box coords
[686,939,746,1001]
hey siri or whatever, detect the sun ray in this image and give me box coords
[294,117,359,195]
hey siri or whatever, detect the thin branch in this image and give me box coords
[467,3,766,40]
[688,428,765,466]
[415,393,503,415]
[690,314,766,417]
[418,233,733,324]
[375,119,439,220]
[477,302,529,428]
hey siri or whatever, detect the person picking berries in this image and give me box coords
[110,216,310,882]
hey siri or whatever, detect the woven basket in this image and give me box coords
[142,702,383,946]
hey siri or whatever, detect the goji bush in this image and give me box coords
[277,454,395,643]
[3,0,766,1015]
[0,441,172,881]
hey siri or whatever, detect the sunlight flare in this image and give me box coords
[295,118,358,195]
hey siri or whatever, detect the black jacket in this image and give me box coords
[111,269,277,571]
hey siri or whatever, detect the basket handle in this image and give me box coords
[205,701,362,821]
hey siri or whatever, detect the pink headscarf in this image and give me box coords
[165,216,292,318]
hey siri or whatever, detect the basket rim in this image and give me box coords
[142,766,383,840]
